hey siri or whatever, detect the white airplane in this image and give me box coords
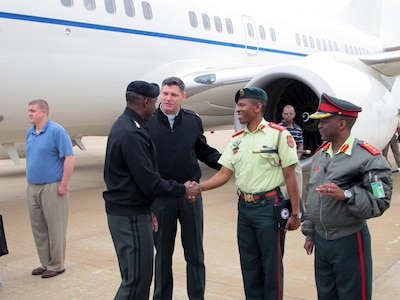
[1,0,400,166]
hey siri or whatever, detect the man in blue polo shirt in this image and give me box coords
[26,99,74,279]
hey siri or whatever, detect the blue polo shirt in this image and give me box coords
[26,120,74,184]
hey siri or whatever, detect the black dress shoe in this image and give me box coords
[41,269,65,278]
[31,267,46,276]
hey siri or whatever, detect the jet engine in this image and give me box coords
[236,52,398,155]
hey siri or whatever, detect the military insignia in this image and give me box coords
[360,141,381,155]
[286,135,295,148]
[314,165,321,171]
[232,140,241,154]
[232,129,245,137]
[134,120,141,128]
[268,122,285,132]
[239,89,245,97]
[339,144,349,153]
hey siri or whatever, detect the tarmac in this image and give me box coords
[0,131,399,300]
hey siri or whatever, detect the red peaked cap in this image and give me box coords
[309,93,362,119]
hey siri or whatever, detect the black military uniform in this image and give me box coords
[302,93,392,300]
[103,81,187,300]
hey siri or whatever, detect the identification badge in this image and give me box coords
[371,180,385,198]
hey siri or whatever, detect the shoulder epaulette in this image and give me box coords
[314,141,330,153]
[232,129,245,137]
[359,141,381,155]
[268,122,286,132]
[182,108,199,117]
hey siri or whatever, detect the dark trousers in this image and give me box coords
[152,196,205,300]
[108,214,153,300]
[314,226,372,300]
[237,195,286,300]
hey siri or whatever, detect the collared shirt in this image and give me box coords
[326,135,355,157]
[218,119,298,194]
[26,120,74,184]
[160,104,180,129]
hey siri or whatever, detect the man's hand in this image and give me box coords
[304,240,315,255]
[58,182,69,196]
[151,213,158,232]
[184,181,201,202]
[285,216,301,231]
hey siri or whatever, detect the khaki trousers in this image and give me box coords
[27,182,68,271]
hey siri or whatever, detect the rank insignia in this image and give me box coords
[286,135,295,148]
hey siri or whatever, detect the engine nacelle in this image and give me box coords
[235,52,398,154]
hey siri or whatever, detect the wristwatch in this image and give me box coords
[291,212,302,219]
[344,190,353,200]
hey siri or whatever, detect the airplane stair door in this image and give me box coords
[241,15,259,56]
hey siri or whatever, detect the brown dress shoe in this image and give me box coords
[31,267,46,276]
[41,269,65,279]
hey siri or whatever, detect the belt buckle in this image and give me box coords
[243,193,254,202]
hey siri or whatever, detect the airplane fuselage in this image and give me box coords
[0,0,398,162]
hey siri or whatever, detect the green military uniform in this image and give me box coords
[219,118,298,299]
[302,93,392,300]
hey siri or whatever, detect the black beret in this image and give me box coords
[126,81,160,98]
[309,93,362,119]
[235,87,268,103]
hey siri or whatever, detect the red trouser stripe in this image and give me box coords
[356,231,367,300]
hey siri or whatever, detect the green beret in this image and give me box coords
[126,80,160,98]
[235,87,268,103]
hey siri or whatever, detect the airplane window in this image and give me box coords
[61,0,73,7]
[349,45,354,55]
[142,2,153,20]
[309,36,315,48]
[123,0,135,17]
[269,28,276,42]
[225,18,233,34]
[84,0,95,10]
[246,23,254,38]
[214,16,222,32]
[295,33,301,46]
[189,11,198,28]
[258,25,266,40]
[322,39,327,50]
[104,0,115,14]
[302,35,308,47]
[344,44,349,54]
[316,38,321,50]
[328,40,333,51]
[202,14,211,30]
[334,42,338,51]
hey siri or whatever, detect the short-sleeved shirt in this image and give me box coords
[279,120,303,145]
[218,119,298,194]
[26,120,74,184]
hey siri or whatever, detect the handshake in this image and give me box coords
[184,181,201,202]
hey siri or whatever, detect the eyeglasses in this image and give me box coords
[283,112,294,115]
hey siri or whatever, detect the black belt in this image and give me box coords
[238,188,279,202]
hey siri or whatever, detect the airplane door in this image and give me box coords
[241,15,259,55]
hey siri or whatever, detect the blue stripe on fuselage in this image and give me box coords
[0,11,307,57]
